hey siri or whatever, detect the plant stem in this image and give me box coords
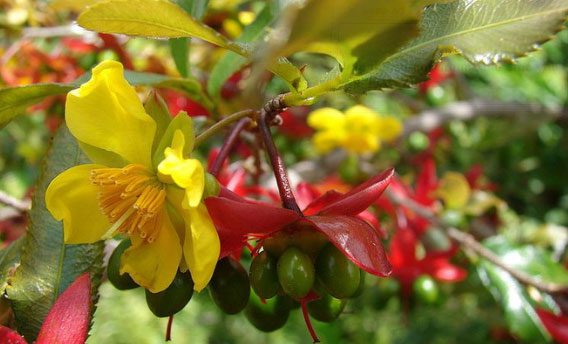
[386,190,567,294]
[301,299,320,343]
[281,77,339,106]
[194,109,256,148]
[209,118,251,177]
[0,191,30,212]
[258,107,302,214]
[165,315,174,341]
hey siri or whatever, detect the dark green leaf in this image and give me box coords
[5,126,104,341]
[344,0,568,93]
[0,83,73,128]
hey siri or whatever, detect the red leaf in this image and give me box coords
[307,215,392,276]
[319,168,393,216]
[0,326,27,344]
[303,190,343,216]
[35,273,91,344]
[536,309,568,344]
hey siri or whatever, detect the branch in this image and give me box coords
[386,190,567,294]
[403,99,568,137]
[0,191,30,213]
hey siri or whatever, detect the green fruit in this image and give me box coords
[145,271,194,317]
[250,251,280,299]
[308,292,347,322]
[277,247,315,299]
[316,244,360,298]
[245,291,290,332]
[413,275,440,305]
[263,232,291,257]
[350,270,367,298]
[107,239,138,290]
[209,258,250,314]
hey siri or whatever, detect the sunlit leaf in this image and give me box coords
[77,0,306,91]
[476,236,568,342]
[5,126,104,341]
[344,0,568,93]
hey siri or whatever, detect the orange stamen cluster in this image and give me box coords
[90,164,166,243]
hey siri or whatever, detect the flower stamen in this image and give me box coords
[91,164,166,242]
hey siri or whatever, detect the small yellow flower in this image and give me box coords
[307,105,402,154]
[45,61,220,293]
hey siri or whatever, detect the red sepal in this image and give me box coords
[35,273,91,344]
[205,195,300,257]
[318,168,393,216]
[306,216,392,276]
[0,326,27,344]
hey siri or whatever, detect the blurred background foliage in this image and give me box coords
[0,0,567,342]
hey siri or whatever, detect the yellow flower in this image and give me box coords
[45,60,220,293]
[307,105,402,155]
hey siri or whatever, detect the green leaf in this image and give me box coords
[278,0,424,75]
[485,237,568,287]
[77,0,306,91]
[5,126,104,341]
[170,38,190,77]
[476,237,557,343]
[0,238,24,295]
[344,0,568,93]
[0,83,73,128]
[78,0,230,46]
[207,3,275,99]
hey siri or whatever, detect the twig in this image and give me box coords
[208,118,251,177]
[0,191,30,212]
[194,109,256,148]
[403,99,568,137]
[386,189,567,294]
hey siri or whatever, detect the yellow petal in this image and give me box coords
[158,130,205,207]
[307,107,345,130]
[344,105,381,135]
[377,116,403,143]
[121,211,182,293]
[436,172,471,210]
[66,60,156,167]
[182,204,220,291]
[45,164,110,244]
[313,131,343,154]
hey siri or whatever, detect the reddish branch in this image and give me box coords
[386,190,567,294]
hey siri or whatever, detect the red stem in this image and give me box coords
[165,315,174,341]
[300,299,320,343]
[258,109,302,214]
[208,118,251,177]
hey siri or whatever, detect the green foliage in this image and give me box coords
[477,237,555,343]
[5,126,104,341]
[77,0,307,92]
[344,0,568,93]
[207,2,275,99]
[0,83,73,128]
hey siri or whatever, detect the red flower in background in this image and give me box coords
[536,309,568,344]
[278,106,313,138]
[418,63,453,94]
[160,89,210,117]
[205,168,394,277]
[389,226,466,296]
